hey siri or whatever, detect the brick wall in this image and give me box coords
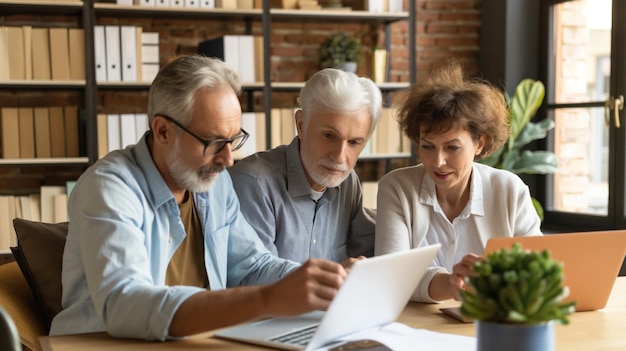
[552,0,592,212]
[0,0,482,192]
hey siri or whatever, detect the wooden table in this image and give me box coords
[40,277,626,351]
[398,276,626,350]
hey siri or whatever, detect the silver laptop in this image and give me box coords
[214,244,441,351]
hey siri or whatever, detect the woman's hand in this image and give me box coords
[449,254,482,300]
[429,254,482,301]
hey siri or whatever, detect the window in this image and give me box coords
[542,0,626,229]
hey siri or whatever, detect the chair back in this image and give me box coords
[0,262,47,351]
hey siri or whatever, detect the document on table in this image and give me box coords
[315,323,475,351]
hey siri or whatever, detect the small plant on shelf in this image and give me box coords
[319,32,361,71]
[461,243,575,325]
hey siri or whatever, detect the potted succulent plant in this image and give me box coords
[319,32,361,73]
[460,243,576,351]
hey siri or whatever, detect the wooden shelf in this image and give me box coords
[96,81,265,90]
[0,80,86,89]
[0,0,82,14]
[359,153,411,160]
[269,9,408,22]
[94,3,262,19]
[0,158,90,166]
[270,82,410,91]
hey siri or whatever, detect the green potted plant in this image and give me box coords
[319,32,361,73]
[460,243,576,351]
[479,79,557,221]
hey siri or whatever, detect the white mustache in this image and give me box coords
[199,165,224,177]
[319,160,347,172]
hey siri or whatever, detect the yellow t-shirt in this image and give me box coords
[165,191,209,289]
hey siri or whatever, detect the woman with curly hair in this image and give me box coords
[375,61,542,303]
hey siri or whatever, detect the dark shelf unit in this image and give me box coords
[1,0,416,166]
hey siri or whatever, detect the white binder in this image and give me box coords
[94,26,107,82]
[134,0,156,6]
[104,25,121,82]
[199,0,214,8]
[238,35,255,83]
[119,114,137,148]
[223,35,240,76]
[120,26,138,81]
[106,114,121,152]
[134,113,149,142]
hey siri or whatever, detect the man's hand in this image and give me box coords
[261,259,347,317]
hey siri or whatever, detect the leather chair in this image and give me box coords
[0,261,47,351]
[0,304,22,351]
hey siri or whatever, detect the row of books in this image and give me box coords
[236,107,408,159]
[95,26,160,83]
[0,178,383,253]
[0,26,85,81]
[198,35,264,84]
[235,109,297,159]
[92,107,406,161]
[0,182,75,252]
[94,111,275,160]
[276,0,403,12]
[366,107,411,156]
[116,0,257,8]
[93,108,317,160]
[1,107,80,159]
[105,0,404,12]
[97,114,150,158]
[360,0,404,13]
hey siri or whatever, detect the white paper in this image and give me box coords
[314,323,476,351]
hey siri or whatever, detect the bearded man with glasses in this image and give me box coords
[51,56,347,341]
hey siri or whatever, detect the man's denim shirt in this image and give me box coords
[49,134,299,340]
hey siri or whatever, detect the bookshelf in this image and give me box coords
[1,0,415,162]
[0,0,416,253]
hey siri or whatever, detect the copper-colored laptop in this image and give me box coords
[484,230,626,311]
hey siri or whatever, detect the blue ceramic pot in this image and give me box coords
[476,321,555,351]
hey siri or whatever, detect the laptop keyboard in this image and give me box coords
[268,325,318,346]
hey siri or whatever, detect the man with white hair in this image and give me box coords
[229,68,381,266]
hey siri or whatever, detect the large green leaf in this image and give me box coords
[480,147,504,168]
[510,150,558,174]
[501,150,521,171]
[532,197,544,222]
[476,78,556,222]
[509,80,545,148]
[513,119,555,150]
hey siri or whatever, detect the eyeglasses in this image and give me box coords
[158,114,249,157]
